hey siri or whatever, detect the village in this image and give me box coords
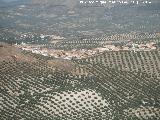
[15,41,157,60]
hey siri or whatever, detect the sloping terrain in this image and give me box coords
[1,0,160,119]
[77,50,160,78]
[0,42,37,62]
[0,43,76,73]
[1,44,160,120]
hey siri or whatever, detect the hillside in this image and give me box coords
[0,42,36,62]
[77,50,160,78]
[1,44,160,120]
[0,43,76,73]
[1,0,160,119]
[1,58,160,120]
